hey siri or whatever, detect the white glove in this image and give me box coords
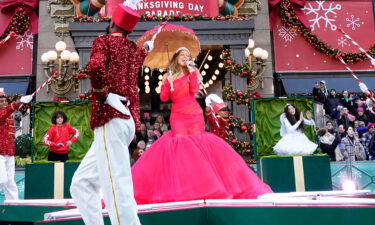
[123,0,140,9]
[20,95,33,104]
[208,94,224,104]
[205,94,223,107]
[144,40,154,52]
[359,82,369,94]
[205,96,212,107]
[104,93,130,115]
[371,59,375,67]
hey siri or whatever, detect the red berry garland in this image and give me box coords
[279,0,375,64]
[72,14,251,23]
[0,5,30,47]
[221,50,257,78]
[222,85,260,107]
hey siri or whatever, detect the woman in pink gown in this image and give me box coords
[132,47,272,204]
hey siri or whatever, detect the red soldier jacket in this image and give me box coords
[0,102,18,156]
[205,108,229,140]
[42,124,80,154]
[88,34,147,130]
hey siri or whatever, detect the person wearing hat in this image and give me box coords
[205,94,231,140]
[356,107,369,125]
[70,2,154,225]
[0,91,32,200]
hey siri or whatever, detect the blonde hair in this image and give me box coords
[168,48,192,79]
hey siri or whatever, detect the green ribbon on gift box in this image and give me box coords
[25,162,80,199]
[259,155,332,192]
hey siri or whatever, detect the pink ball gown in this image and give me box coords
[132,71,272,204]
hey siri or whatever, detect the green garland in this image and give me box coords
[280,0,375,63]
[72,14,250,23]
[221,50,256,78]
[222,85,260,107]
[0,5,30,45]
[227,114,253,135]
[225,114,255,161]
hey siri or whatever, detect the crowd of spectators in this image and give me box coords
[129,112,170,164]
[313,80,375,161]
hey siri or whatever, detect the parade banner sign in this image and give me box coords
[106,0,219,17]
[273,0,375,72]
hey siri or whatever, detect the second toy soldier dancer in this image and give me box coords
[70,3,154,225]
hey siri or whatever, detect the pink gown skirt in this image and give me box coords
[131,111,272,204]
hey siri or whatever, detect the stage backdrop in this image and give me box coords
[252,97,316,158]
[32,101,94,162]
[273,0,375,72]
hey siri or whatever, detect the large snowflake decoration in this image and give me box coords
[278,25,297,42]
[303,1,342,31]
[15,30,33,50]
[337,36,348,47]
[346,15,361,30]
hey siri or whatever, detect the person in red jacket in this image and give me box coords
[42,111,80,162]
[0,91,32,200]
[205,94,230,140]
[69,2,154,225]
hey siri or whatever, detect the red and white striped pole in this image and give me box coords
[0,32,15,48]
[335,54,362,83]
[337,28,375,66]
[32,72,59,97]
[19,72,59,109]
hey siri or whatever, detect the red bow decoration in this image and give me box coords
[268,0,309,30]
[0,0,39,36]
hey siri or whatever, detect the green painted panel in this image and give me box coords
[25,163,54,199]
[207,207,374,225]
[63,163,80,199]
[260,156,332,192]
[259,157,296,192]
[25,162,79,199]
[303,155,332,191]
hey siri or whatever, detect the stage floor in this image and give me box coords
[2,193,375,225]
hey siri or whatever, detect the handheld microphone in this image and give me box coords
[184,60,196,67]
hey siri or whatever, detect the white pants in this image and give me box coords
[70,118,141,225]
[0,155,19,200]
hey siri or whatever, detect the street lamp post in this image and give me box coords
[41,41,80,95]
[244,38,268,90]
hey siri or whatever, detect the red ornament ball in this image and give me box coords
[231,139,237,144]
[241,125,247,131]
[79,93,85,99]
[237,91,243,96]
